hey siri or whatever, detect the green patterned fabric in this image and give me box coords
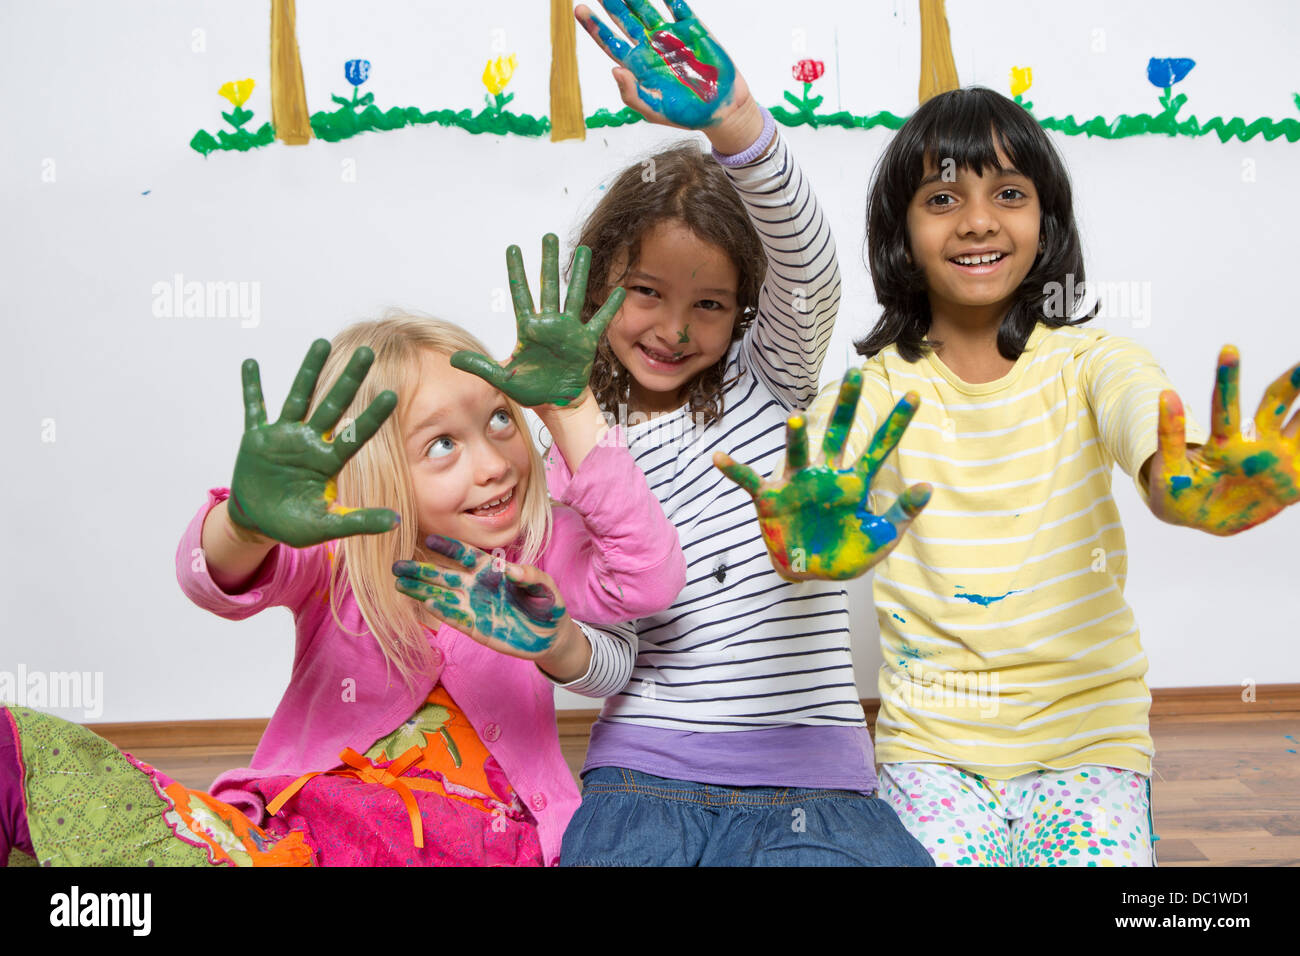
[10,708,216,867]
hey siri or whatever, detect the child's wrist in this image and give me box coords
[708,103,774,163]
[535,618,591,684]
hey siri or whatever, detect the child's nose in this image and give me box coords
[472,441,512,483]
[958,196,1000,235]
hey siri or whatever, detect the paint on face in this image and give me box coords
[677,324,690,344]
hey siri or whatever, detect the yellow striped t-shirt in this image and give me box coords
[803,323,1207,778]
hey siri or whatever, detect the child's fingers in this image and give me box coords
[322,507,401,539]
[539,233,562,315]
[855,391,919,482]
[893,482,932,520]
[392,559,464,591]
[241,359,268,432]
[306,346,374,436]
[1254,359,1300,436]
[821,368,863,465]
[449,351,509,390]
[1156,390,1189,481]
[505,244,536,324]
[784,415,809,477]
[601,0,653,46]
[665,0,699,23]
[394,576,474,631]
[278,338,331,424]
[332,390,397,467]
[586,287,625,342]
[1209,345,1241,444]
[713,451,761,497]
[566,245,592,319]
[622,0,667,31]
[423,533,482,570]
[575,4,632,63]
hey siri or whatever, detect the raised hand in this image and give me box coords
[1148,345,1299,535]
[393,534,567,657]
[229,339,400,548]
[576,0,743,130]
[450,233,624,408]
[713,369,932,581]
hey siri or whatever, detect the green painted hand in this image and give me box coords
[713,369,932,581]
[576,0,741,130]
[393,534,567,657]
[229,339,401,548]
[1148,345,1300,535]
[450,233,625,408]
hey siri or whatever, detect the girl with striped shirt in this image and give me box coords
[549,1,931,865]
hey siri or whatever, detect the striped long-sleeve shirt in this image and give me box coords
[801,323,1208,777]
[553,134,854,741]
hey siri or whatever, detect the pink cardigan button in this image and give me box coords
[429,648,443,668]
[530,792,547,811]
[483,723,501,742]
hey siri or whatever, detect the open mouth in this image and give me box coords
[950,251,1006,270]
[637,342,691,369]
[465,487,515,518]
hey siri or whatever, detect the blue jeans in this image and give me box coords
[560,767,935,867]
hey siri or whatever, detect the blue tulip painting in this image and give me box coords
[334,59,375,110]
[1148,57,1196,114]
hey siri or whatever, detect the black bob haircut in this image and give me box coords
[855,86,1094,362]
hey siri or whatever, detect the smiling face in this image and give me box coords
[905,145,1042,330]
[401,350,531,553]
[603,218,740,415]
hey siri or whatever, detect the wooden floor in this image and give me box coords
[97,708,1300,867]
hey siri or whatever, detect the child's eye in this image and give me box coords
[630,286,659,299]
[998,187,1027,201]
[925,192,956,207]
[489,409,513,432]
[425,437,455,459]
[697,299,725,311]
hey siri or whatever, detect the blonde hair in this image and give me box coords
[304,313,553,687]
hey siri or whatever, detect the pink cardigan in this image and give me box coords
[175,432,684,866]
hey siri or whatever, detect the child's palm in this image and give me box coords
[230,340,400,548]
[450,234,624,408]
[714,370,931,581]
[578,0,740,129]
[1150,346,1300,535]
[393,535,566,659]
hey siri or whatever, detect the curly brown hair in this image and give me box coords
[571,141,766,426]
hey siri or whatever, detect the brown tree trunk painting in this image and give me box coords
[549,0,586,142]
[918,0,960,105]
[271,0,313,145]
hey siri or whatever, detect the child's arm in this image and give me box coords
[539,430,687,622]
[577,0,841,411]
[1143,346,1299,535]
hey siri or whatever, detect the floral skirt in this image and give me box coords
[3,707,542,867]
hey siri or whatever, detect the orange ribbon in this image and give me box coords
[266,746,427,848]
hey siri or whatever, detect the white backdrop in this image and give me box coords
[2,0,1297,722]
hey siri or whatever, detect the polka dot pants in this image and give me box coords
[880,763,1155,867]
